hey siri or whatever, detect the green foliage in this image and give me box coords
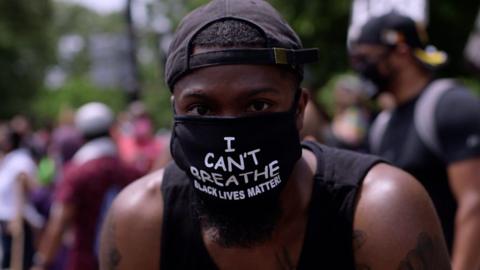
[139,63,173,129]
[142,86,173,129]
[316,73,343,117]
[54,3,125,36]
[270,0,351,89]
[32,77,126,123]
[29,2,173,129]
[0,0,55,118]
[429,1,479,77]
[53,3,126,77]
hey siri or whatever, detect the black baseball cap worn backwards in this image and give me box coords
[356,11,447,68]
[165,0,319,91]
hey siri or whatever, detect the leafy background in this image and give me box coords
[0,0,479,128]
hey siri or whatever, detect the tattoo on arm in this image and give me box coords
[397,232,450,270]
[353,230,367,251]
[353,230,371,270]
[275,247,295,270]
[353,230,449,270]
[100,211,122,270]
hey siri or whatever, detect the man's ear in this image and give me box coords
[170,95,175,111]
[296,88,309,131]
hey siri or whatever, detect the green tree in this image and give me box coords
[270,0,351,89]
[429,1,479,77]
[52,3,125,77]
[0,0,54,118]
[33,77,127,123]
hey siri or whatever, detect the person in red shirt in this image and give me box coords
[32,102,142,270]
[116,102,168,174]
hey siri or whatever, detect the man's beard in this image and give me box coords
[192,191,282,248]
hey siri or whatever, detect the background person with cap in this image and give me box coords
[350,11,480,270]
[99,1,450,269]
[32,102,142,270]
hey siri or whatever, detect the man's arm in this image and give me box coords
[353,164,450,270]
[100,170,164,270]
[11,173,28,270]
[433,88,480,270]
[448,158,480,270]
[32,203,74,269]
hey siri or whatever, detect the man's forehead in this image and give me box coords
[173,64,296,96]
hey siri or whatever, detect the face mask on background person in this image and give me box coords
[351,50,395,96]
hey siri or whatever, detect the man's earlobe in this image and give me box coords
[298,88,309,114]
[170,96,177,113]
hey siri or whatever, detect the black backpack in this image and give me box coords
[369,79,458,158]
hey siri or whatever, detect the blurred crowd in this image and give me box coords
[0,101,171,269]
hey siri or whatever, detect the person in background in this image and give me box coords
[323,75,372,152]
[31,110,83,270]
[32,102,142,270]
[116,101,169,174]
[0,125,42,270]
[350,11,480,270]
[299,91,329,143]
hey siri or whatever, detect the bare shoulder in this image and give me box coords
[100,169,165,270]
[115,168,165,215]
[360,163,426,204]
[353,163,450,270]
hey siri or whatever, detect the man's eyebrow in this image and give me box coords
[246,87,281,98]
[179,87,281,99]
[179,88,210,99]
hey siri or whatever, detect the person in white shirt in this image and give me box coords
[0,128,42,270]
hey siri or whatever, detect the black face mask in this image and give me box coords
[356,60,391,93]
[170,92,302,206]
[351,50,393,96]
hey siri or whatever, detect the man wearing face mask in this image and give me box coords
[351,12,480,270]
[99,1,450,269]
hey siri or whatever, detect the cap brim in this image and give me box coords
[189,48,319,69]
[414,48,448,67]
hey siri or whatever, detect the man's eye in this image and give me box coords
[187,105,210,115]
[248,101,270,112]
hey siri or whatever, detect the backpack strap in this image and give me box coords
[369,110,392,154]
[414,79,456,158]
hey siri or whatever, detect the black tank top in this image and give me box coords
[160,142,382,269]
